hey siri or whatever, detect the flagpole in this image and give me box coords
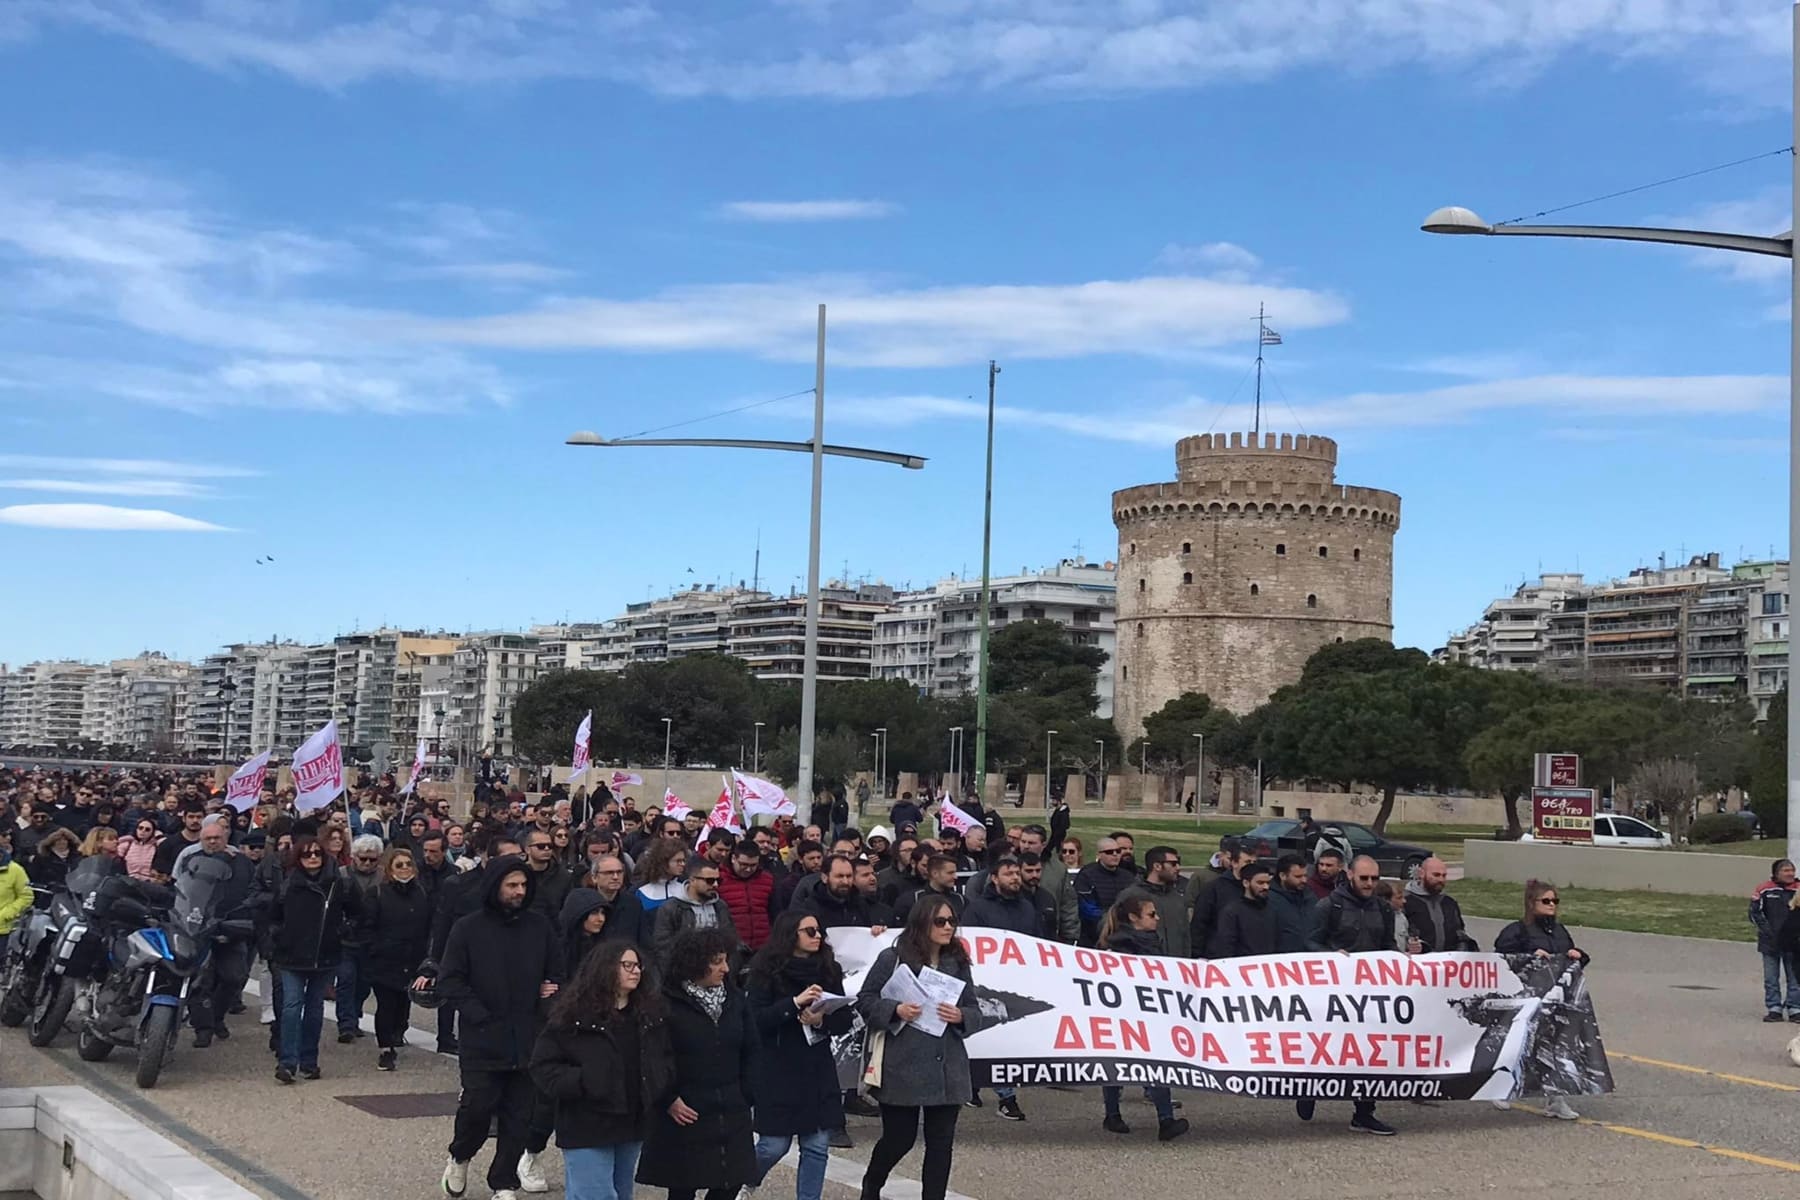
[973,360,999,808]
[1253,303,1264,439]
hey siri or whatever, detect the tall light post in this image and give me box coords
[661,717,673,794]
[973,360,1000,808]
[489,701,502,762]
[753,721,765,774]
[874,726,888,803]
[566,305,924,810]
[1422,6,1798,863]
[1095,738,1106,806]
[1043,729,1058,810]
[433,705,446,764]
[218,676,238,765]
[948,726,963,797]
[1193,732,1205,824]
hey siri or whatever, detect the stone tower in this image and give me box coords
[1111,431,1400,735]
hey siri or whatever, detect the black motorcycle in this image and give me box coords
[0,885,54,1027]
[24,857,142,1048]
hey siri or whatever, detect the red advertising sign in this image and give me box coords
[1531,787,1596,843]
[1533,752,1581,788]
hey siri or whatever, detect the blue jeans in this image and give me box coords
[1762,952,1800,1012]
[278,969,330,1069]
[563,1143,640,1200]
[1102,1085,1172,1121]
[335,951,370,1033]
[755,1131,831,1200]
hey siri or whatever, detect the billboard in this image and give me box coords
[1531,786,1596,843]
[1533,753,1581,788]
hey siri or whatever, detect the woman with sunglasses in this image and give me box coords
[1096,897,1188,1140]
[531,940,671,1200]
[357,846,434,1071]
[268,835,348,1084]
[117,817,162,880]
[856,895,988,1200]
[1057,838,1083,869]
[552,825,579,871]
[1492,879,1587,1119]
[743,910,857,1200]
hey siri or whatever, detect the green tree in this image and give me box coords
[987,620,1107,714]
[1750,688,1788,839]
[763,726,870,803]
[1298,638,1430,686]
[510,669,613,766]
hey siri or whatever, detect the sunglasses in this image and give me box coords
[1099,848,1122,856]
[798,925,822,937]
[932,916,958,929]
[1353,874,1380,882]
[299,850,324,860]
[1538,897,1560,905]
[693,874,720,884]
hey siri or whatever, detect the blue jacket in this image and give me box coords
[1750,878,1798,955]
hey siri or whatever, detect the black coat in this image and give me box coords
[358,879,434,989]
[529,861,574,923]
[1495,916,1590,966]
[746,958,855,1136]
[1188,870,1243,959]
[1307,882,1394,953]
[596,886,645,946]
[635,983,758,1192]
[1404,887,1476,953]
[792,879,879,930]
[437,857,566,1071]
[962,883,1043,937]
[531,1010,675,1148]
[1208,894,1279,958]
[1267,882,1313,953]
[269,862,348,973]
[430,862,488,961]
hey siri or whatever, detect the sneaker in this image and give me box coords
[1157,1117,1190,1142]
[192,1029,213,1049]
[1350,1113,1397,1136]
[996,1097,1025,1122]
[274,1065,295,1085]
[337,1030,358,1044]
[441,1157,468,1198]
[1491,1100,1513,1111]
[965,1094,984,1109]
[378,1048,397,1072]
[299,1065,321,1081]
[1295,1099,1315,1122]
[1543,1097,1578,1121]
[1765,1011,1786,1023]
[1102,1114,1130,1134]
[842,1095,881,1118]
[828,1129,853,1149]
[1789,1012,1800,1024]
[516,1152,549,1194]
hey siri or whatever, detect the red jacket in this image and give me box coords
[718,866,776,951]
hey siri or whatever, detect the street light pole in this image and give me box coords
[948,726,962,797]
[661,717,673,794]
[1422,8,1800,864]
[1044,729,1057,811]
[1193,732,1204,825]
[753,721,764,774]
[875,727,887,804]
[973,361,1000,808]
[1095,738,1106,807]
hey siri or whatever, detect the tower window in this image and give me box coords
[1353,547,1361,561]
[1249,583,1259,597]
[1122,665,1128,681]
[1318,546,1328,558]
[1306,594,1318,608]
[1181,542,1192,554]
[1182,571,1193,584]
[1129,542,1137,556]
[1275,544,1286,556]
[1138,579,1146,593]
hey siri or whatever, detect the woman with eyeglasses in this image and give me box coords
[1093,896,1189,1140]
[531,940,671,1200]
[636,928,757,1200]
[356,846,434,1071]
[1492,879,1587,1120]
[116,817,162,880]
[743,910,857,1200]
[856,895,988,1200]
[268,835,348,1084]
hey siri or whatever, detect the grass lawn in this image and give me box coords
[1447,877,1754,943]
[1682,839,1787,858]
[1062,812,1492,864]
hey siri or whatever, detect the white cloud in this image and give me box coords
[1654,189,1793,284]
[13,1,1786,102]
[1155,242,1261,277]
[719,200,900,222]
[0,478,215,497]
[415,260,573,284]
[418,274,1351,367]
[0,503,231,532]
[0,455,257,477]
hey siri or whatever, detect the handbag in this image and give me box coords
[862,1029,886,1090]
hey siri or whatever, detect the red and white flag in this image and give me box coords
[695,782,741,848]
[730,769,796,819]
[292,720,344,814]
[661,788,692,822]
[571,711,592,782]
[224,750,271,813]
[610,770,643,792]
[936,796,978,835]
[402,739,429,795]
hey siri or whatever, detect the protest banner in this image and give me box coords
[224,750,271,812]
[827,929,1611,1103]
[732,769,796,818]
[570,711,592,787]
[401,740,429,795]
[696,781,741,848]
[292,720,344,814]
[936,796,977,835]
[662,789,691,821]
[611,770,643,791]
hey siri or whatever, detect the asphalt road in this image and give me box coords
[1,916,1796,1200]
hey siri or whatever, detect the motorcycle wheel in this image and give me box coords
[27,976,75,1047]
[135,1006,177,1089]
[77,1026,115,1062]
[0,967,35,1027]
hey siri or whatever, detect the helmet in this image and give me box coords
[409,966,442,1010]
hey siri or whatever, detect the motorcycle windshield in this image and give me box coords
[65,854,122,899]
[171,854,231,935]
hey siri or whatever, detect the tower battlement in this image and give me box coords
[1176,431,1337,485]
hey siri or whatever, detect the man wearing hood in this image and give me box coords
[865,825,895,872]
[1302,855,1397,1137]
[437,855,564,1200]
[652,858,741,966]
[1404,857,1476,954]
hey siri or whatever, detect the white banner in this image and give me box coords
[571,711,592,782]
[610,770,643,792]
[224,750,271,812]
[402,739,429,795]
[936,796,977,835]
[827,929,1613,1103]
[292,720,344,814]
[731,768,796,818]
[662,788,691,821]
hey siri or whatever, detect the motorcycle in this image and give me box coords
[0,886,54,1026]
[23,858,140,1048]
[72,853,249,1088]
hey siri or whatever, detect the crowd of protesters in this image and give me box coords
[0,761,1648,1199]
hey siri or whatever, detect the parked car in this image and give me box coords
[1519,814,1672,849]
[1240,819,1435,878]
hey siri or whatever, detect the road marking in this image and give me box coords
[1613,1052,1800,1093]
[1511,1102,1800,1174]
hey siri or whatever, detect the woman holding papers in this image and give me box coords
[744,911,859,1200]
[855,895,989,1200]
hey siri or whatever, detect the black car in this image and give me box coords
[1241,819,1434,878]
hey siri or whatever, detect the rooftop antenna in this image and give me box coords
[752,528,761,593]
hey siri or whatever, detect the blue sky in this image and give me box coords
[0,1,1791,666]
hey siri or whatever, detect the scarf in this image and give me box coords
[682,981,727,1024]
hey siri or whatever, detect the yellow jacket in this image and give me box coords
[0,860,31,935]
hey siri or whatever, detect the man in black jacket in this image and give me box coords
[1188,838,1252,958]
[1403,857,1475,953]
[890,854,963,926]
[1208,861,1278,958]
[1267,853,1313,953]
[793,853,884,931]
[962,857,1038,1121]
[1302,855,1397,1137]
[437,856,563,1200]
[429,832,521,1055]
[521,827,574,922]
[182,816,258,1048]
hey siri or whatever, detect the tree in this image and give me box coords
[1298,638,1430,687]
[1750,689,1788,839]
[1134,692,1238,806]
[763,726,869,803]
[510,669,612,766]
[1626,758,1702,844]
[987,620,1107,714]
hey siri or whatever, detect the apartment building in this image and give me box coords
[727,585,895,683]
